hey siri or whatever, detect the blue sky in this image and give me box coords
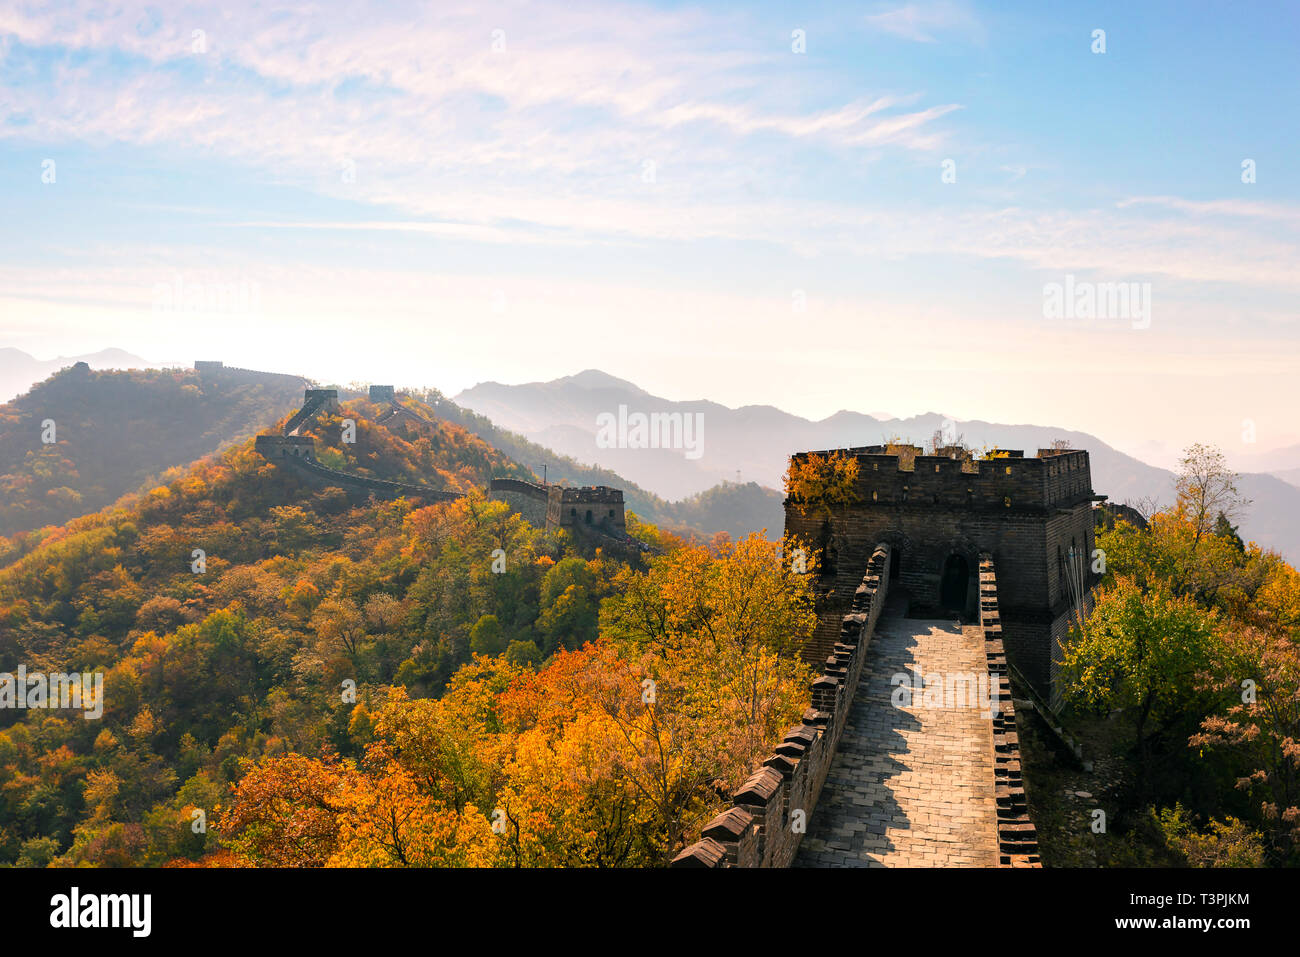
[1,0,1297,469]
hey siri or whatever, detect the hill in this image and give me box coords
[0,364,307,542]
[0,347,161,403]
[0,397,650,865]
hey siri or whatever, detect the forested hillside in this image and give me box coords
[0,366,784,564]
[0,364,304,541]
[0,398,817,867]
[1038,447,1300,866]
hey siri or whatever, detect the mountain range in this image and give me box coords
[456,370,1300,565]
[2,352,1297,564]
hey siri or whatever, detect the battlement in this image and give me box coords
[554,486,624,504]
[672,545,892,868]
[789,447,1094,512]
[191,361,308,390]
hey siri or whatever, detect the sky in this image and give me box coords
[1,0,1297,471]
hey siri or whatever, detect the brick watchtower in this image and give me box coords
[546,486,626,535]
[783,446,1102,702]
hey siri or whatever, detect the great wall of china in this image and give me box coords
[199,362,1106,869]
[195,363,639,550]
[670,443,1106,867]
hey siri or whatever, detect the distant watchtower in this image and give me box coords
[784,446,1102,702]
[547,486,626,535]
[369,385,395,403]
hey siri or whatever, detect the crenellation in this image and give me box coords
[672,543,892,868]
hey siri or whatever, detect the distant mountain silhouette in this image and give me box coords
[456,370,1300,565]
[1272,467,1300,489]
[425,388,783,541]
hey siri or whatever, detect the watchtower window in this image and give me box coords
[608,509,614,517]
[872,463,878,471]
[934,464,940,472]
[1005,466,1012,475]
[1003,496,1011,508]
[871,490,878,502]
[569,507,576,517]
[585,509,592,524]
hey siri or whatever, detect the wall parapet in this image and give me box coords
[671,543,891,868]
[787,446,1094,513]
[979,552,1042,867]
[488,478,549,500]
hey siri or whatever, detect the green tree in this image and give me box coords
[504,639,542,669]
[1062,576,1222,785]
[470,614,506,656]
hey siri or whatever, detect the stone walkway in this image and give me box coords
[794,616,998,867]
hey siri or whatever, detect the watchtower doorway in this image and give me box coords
[940,554,969,612]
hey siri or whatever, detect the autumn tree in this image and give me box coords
[784,451,859,518]
[1191,624,1300,858]
[217,754,354,867]
[1176,443,1249,549]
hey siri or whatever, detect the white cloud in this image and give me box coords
[863,2,984,44]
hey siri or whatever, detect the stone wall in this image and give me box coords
[978,553,1041,867]
[547,485,626,533]
[256,434,461,502]
[488,478,550,528]
[784,446,1100,699]
[193,361,309,392]
[671,544,891,868]
[283,389,338,436]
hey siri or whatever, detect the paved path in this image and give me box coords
[794,616,998,867]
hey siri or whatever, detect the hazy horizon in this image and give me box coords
[3,342,1295,477]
